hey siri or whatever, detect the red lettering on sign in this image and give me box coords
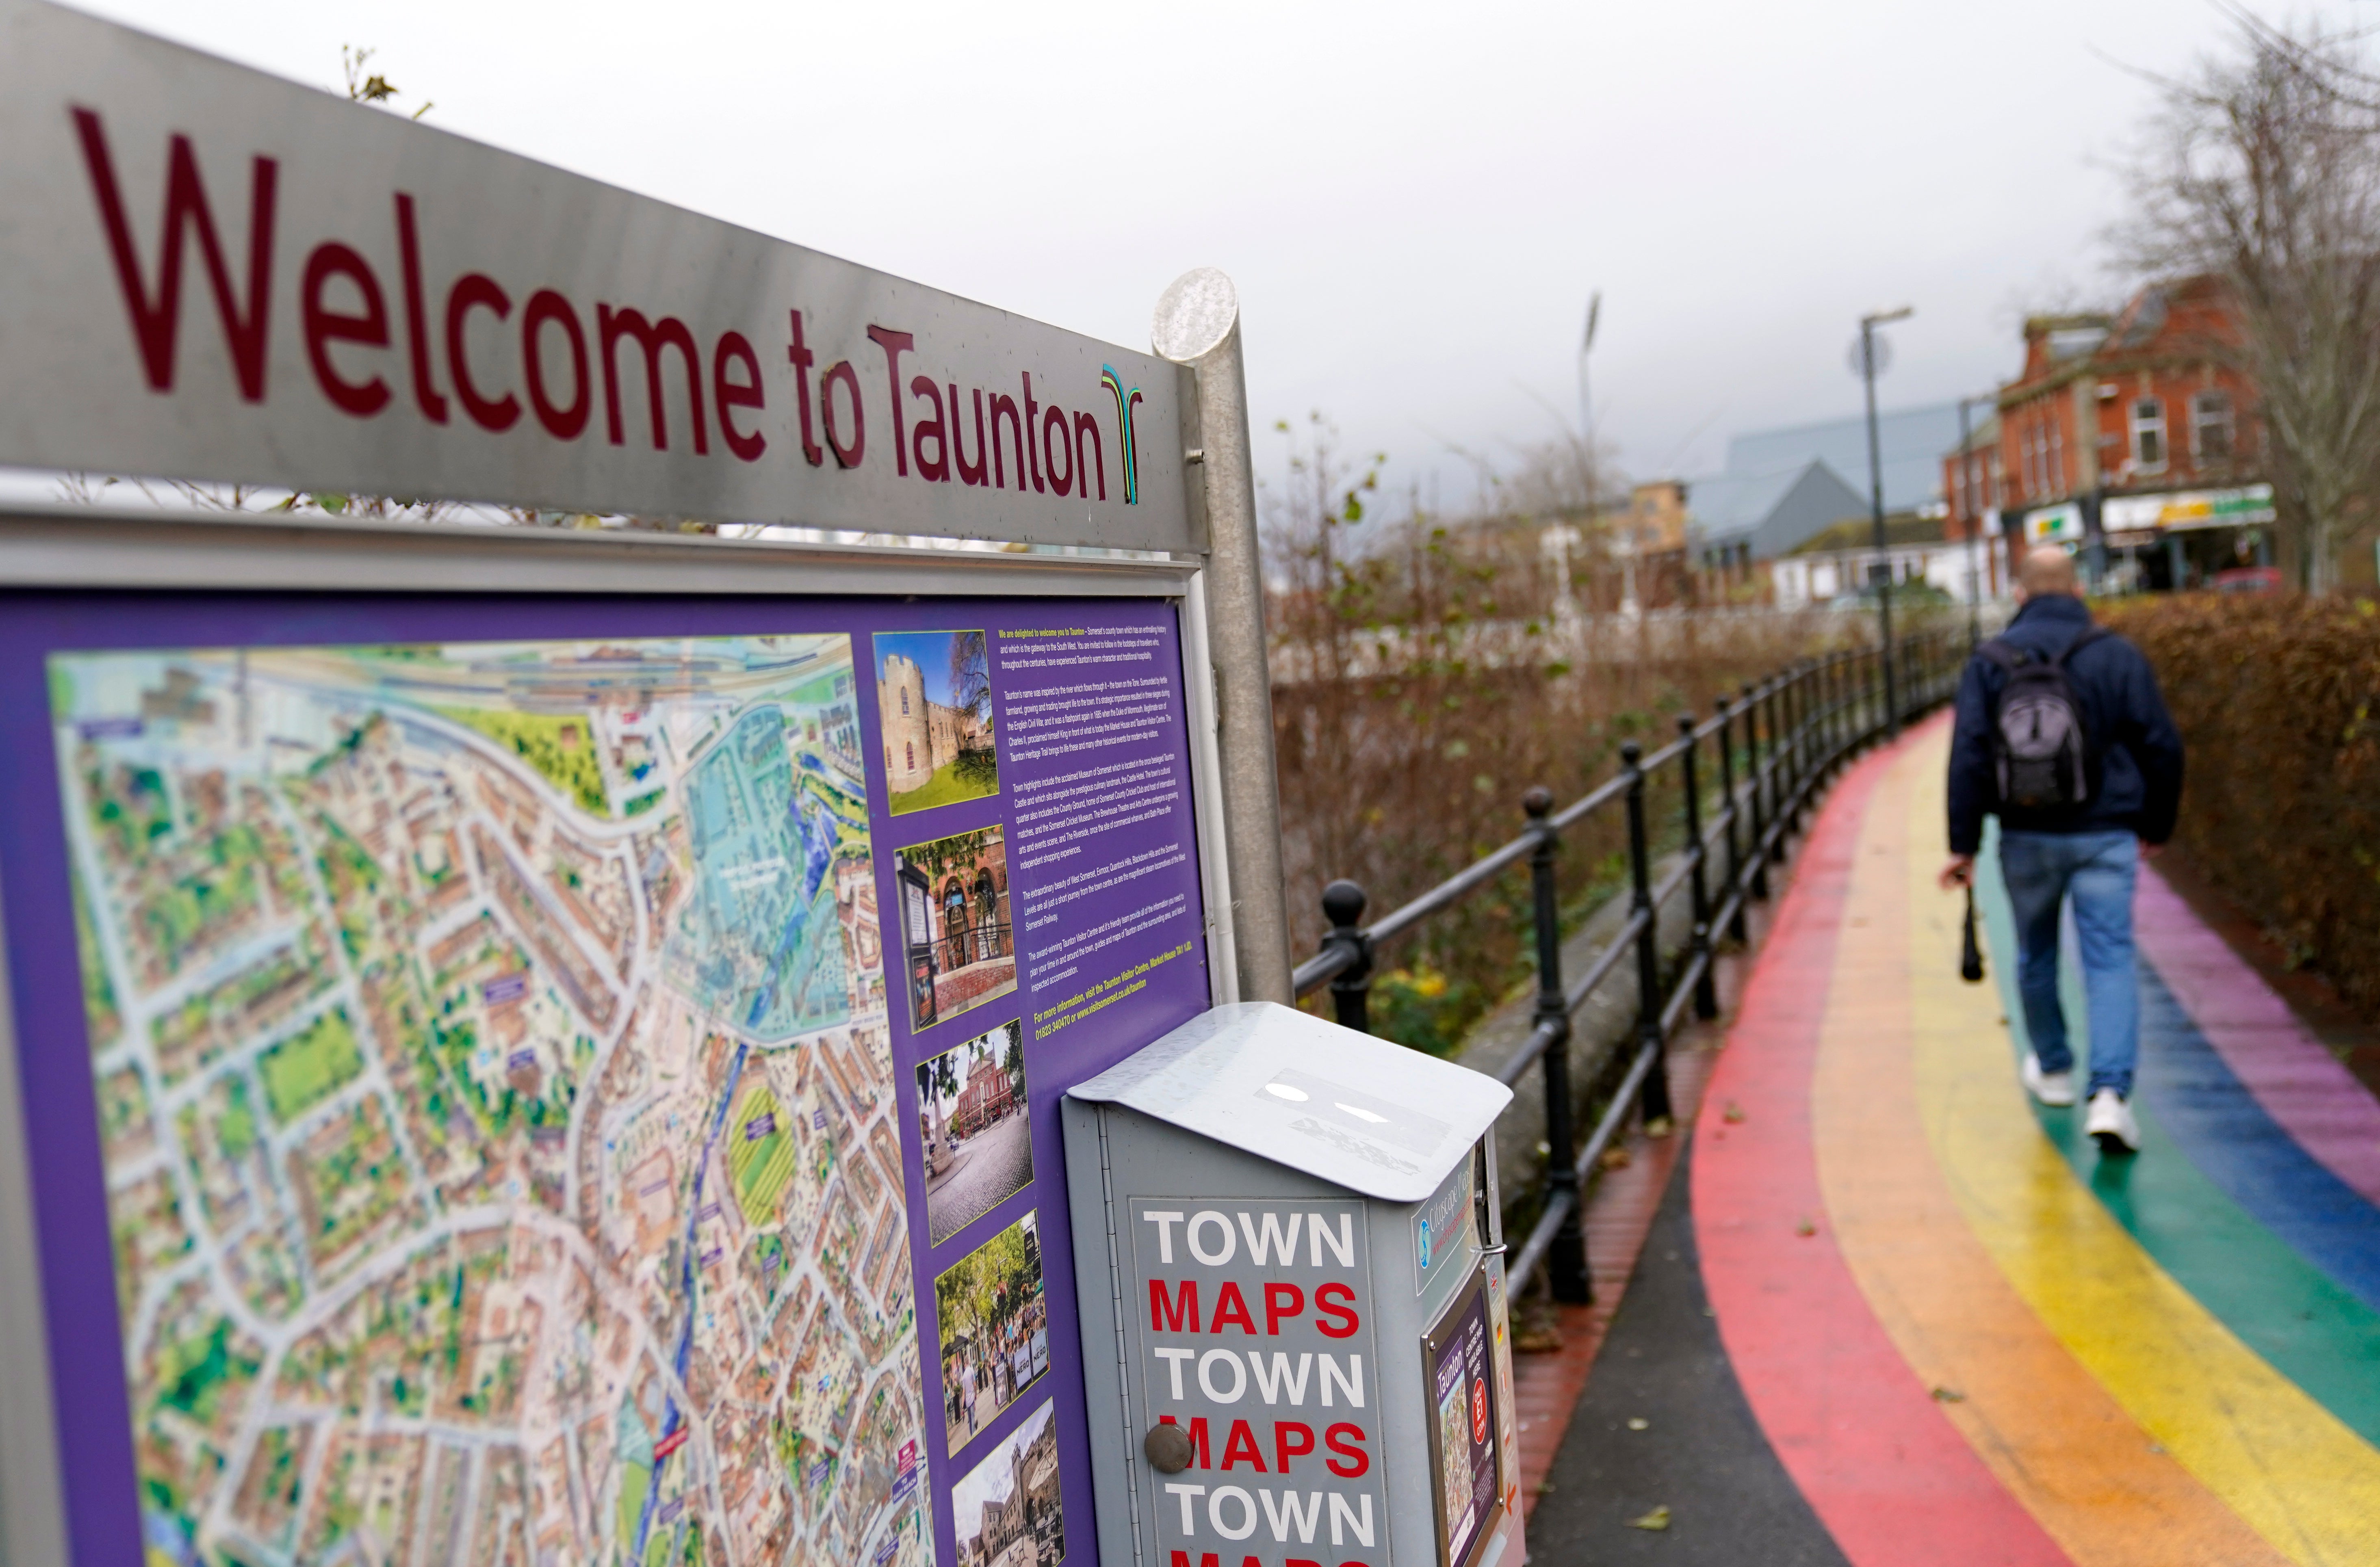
[1274,1420,1315,1474]
[392,193,448,423]
[1220,1419,1266,1472]
[1021,372,1045,492]
[988,392,1025,489]
[1263,1283,1304,1336]
[599,305,705,453]
[301,242,390,417]
[1210,1283,1257,1335]
[1149,1279,1199,1333]
[1158,1414,1212,1470]
[786,310,823,466]
[949,383,988,485]
[820,359,863,468]
[71,108,278,401]
[908,377,949,481]
[1315,1282,1360,1339]
[447,273,519,431]
[712,332,765,461]
[1042,404,1073,497]
[1073,408,1108,500]
[523,289,590,440]
[1167,1554,1218,1567]
[865,326,914,476]
[1324,1422,1370,1478]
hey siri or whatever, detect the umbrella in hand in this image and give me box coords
[1960,886,1986,984]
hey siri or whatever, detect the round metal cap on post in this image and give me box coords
[1155,268,1294,1006]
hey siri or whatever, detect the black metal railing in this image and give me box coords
[1294,630,1964,1303]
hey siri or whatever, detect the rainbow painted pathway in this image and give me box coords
[1530,714,2380,1565]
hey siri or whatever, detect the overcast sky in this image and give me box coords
[66,0,2366,516]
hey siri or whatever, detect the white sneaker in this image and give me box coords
[2020,1054,2076,1108]
[2086,1089,2141,1154]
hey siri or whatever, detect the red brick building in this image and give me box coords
[1951,277,2277,591]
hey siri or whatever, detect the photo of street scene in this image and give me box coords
[917,1020,1033,1246]
[876,629,998,816]
[950,1397,1064,1567]
[936,1210,1050,1457]
[895,824,1016,1031]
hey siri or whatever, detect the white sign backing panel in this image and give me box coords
[0,0,1194,551]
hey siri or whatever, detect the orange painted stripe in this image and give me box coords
[1694,738,2068,1566]
[1810,720,2288,1566]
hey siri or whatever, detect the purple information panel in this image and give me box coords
[0,588,1212,1567]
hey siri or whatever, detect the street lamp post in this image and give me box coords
[1956,392,1988,650]
[1859,306,1912,736]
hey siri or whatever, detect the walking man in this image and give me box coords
[1941,544,2184,1153]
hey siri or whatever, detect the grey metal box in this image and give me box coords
[1062,1003,1525,1567]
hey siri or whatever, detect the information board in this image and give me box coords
[0,585,1213,1567]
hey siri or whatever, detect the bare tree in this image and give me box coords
[2117,17,2380,590]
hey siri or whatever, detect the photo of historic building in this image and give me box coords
[893,825,1016,1031]
[950,1397,1064,1567]
[916,1020,1033,1245]
[875,629,998,815]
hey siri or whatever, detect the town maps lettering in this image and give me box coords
[54,634,928,1567]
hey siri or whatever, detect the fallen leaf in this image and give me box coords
[1795,1218,1817,1237]
[1930,1386,1966,1403]
[1626,1505,1671,1532]
[1644,1116,1675,1140]
[1626,1417,1650,1431]
[1599,1145,1633,1171]
[1722,1102,1747,1123]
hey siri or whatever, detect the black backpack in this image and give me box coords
[1981,628,2106,812]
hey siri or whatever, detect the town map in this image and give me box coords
[52,634,928,1567]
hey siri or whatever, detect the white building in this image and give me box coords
[1769,514,2004,611]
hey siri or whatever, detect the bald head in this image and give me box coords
[2018,544,2079,600]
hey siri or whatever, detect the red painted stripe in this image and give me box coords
[1692,733,2070,1567]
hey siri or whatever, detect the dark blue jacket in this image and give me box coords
[1946,594,2184,855]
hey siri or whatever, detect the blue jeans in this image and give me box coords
[1997,828,2140,1097]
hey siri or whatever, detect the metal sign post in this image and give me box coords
[0,8,1291,1567]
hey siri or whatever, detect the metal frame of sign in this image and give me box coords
[0,510,1242,1567]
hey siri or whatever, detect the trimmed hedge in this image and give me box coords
[2103,593,2380,1020]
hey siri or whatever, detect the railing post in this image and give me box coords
[1525,786,1589,1303]
[1716,696,1746,940]
[1320,880,1374,1034]
[1827,651,1847,761]
[1743,682,1770,898]
[1678,714,1718,1020]
[1622,742,1675,1125]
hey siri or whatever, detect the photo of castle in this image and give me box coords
[875,629,998,815]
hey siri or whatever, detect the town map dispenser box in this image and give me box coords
[1061,1003,1523,1567]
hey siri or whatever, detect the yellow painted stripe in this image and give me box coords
[1814,729,2286,1566]
[1898,724,2380,1566]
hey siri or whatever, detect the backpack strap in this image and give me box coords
[1977,637,2021,671]
[2048,626,2109,667]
